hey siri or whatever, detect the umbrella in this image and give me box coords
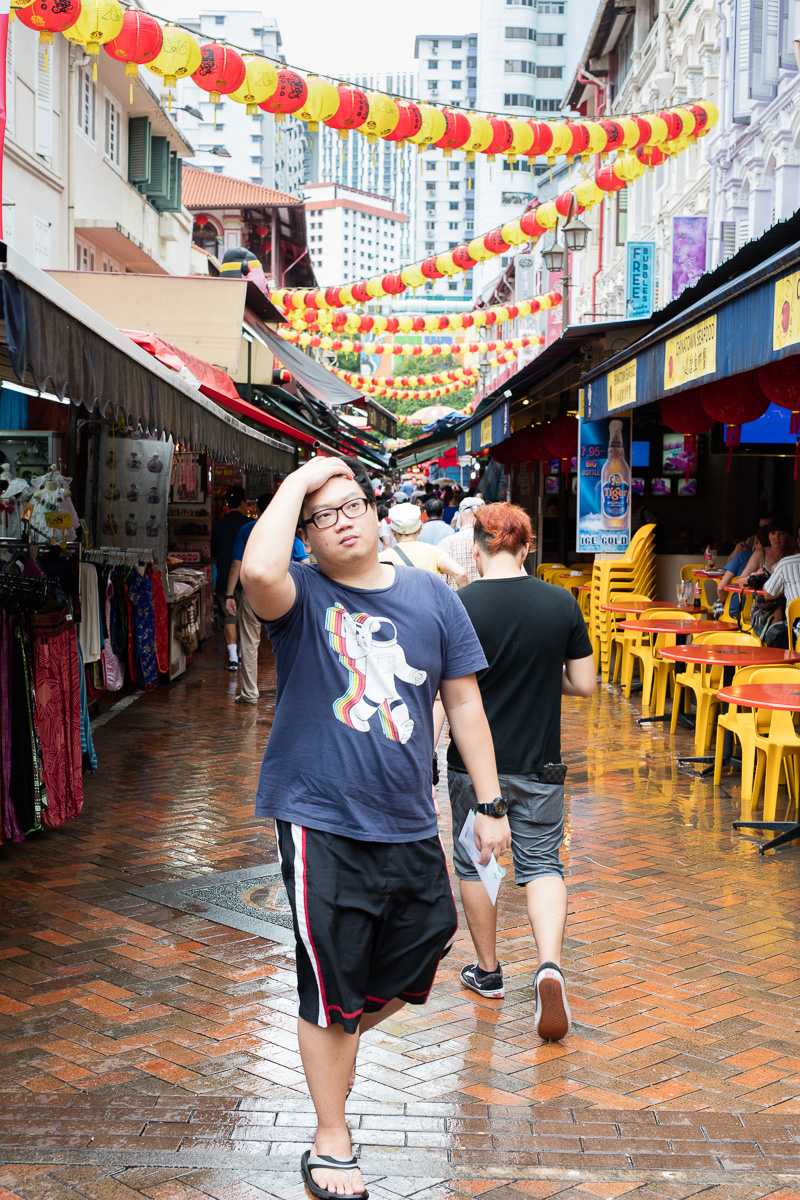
[406,405,457,426]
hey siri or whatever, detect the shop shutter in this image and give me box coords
[749,0,779,97]
[128,116,151,185]
[35,43,52,158]
[721,221,737,261]
[737,217,750,250]
[761,0,781,84]
[145,136,170,201]
[779,0,800,64]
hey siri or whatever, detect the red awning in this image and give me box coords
[121,329,316,446]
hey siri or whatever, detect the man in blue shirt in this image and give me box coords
[226,495,308,705]
[241,456,508,1200]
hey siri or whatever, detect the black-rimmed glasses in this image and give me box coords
[299,497,370,530]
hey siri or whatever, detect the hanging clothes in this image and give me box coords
[127,568,158,689]
[78,562,102,664]
[32,607,83,827]
[0,611,23,843]
[76,639,97,774]
[149,566,170,675]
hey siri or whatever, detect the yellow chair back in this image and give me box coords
[787,597,800,651]
[681,563,705,581]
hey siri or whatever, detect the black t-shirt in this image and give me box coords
[210,511,249,593]
[448,576,593,775]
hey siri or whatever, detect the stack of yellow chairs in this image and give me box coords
[588,524,656,680]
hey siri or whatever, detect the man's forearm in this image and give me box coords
[226,561,242,598]
[241,476,305,589]
[448,698,500,802]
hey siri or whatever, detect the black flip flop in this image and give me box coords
[301,1151,369,1200]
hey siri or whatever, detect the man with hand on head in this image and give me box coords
[240,456,507,1200]
[448,502,595,1043]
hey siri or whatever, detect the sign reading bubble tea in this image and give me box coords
[577,415,632,554]
[663,314,717,389]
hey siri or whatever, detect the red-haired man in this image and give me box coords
[447,502,596,1041]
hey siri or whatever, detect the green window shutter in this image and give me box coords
[153,152,183,213]
[128,116,151,186]
[145,136,170,201]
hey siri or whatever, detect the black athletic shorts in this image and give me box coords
[275,821,458,1034]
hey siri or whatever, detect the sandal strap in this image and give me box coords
[307,1154,359,1173]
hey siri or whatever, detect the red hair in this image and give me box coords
[473,502,533,555]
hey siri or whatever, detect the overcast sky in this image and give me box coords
[152,0,481,77]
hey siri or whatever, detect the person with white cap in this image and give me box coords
[380,502,469,589]
[437,496,486,590]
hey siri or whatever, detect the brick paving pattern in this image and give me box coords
[1,637,800,1198]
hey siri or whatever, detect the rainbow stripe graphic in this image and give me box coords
[325,604,403,740]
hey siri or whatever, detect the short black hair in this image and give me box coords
[325,456,376,507]
[425,499,444,518]
[256,493,271,515]
[769,517,792,534]
[424,482,434,493]
[225,485,246,508]
[377,503,389,521]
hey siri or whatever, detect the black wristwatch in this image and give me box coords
[225,594,236,600]
[475,797,508,818]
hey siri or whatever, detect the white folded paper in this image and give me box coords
[458,810,505,905]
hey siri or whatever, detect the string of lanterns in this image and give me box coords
[11,0,718,160]
[279,331,544,358]
[333,371,475,405]
[282,292,563,334]
[270,140,702,309]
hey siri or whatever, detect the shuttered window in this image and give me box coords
[145,136,170,201]
[721,221,737,261]
[35,43,52,158]
[77,66,96,143]
[128,116,151,185]
[104,96,121,168]
[5,20,14,142]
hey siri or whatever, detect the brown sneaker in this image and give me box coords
[534,962,571,1041]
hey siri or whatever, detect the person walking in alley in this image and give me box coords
[437,496,485,589]
[447,502,596,1042]
[379,501,469,588]
[240,455,508,1200]
[211,486,250,671]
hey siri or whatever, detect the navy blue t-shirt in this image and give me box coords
[255,562,487,841]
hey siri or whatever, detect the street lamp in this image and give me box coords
[540,195,590,326]
[542,232,565,274]
[563,212,590,253]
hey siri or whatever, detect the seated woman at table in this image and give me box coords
[716,541,758,615]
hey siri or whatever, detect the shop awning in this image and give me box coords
[582,214,800,419]
[394,429,459,467]
[249,319,367,407]
[0,246,291,471]
[47,270,250,374]
[258,386,389,468]
[121,331,316,446]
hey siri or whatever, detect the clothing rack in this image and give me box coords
[83,546,154,565]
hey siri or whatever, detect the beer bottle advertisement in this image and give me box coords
[577,416,632,553]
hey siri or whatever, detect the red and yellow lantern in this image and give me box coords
[105,10,162,96]
[192,42,245,111]
[259,69,308,120]
[19,0,82,46]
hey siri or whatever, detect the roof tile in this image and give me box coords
[182,164,302,209]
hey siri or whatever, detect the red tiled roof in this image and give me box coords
[182,164,303,210]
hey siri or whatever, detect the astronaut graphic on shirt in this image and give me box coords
[325,603,427,743]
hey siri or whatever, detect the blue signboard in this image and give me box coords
[626,241,655,319]
[456,400,510,457]
[577,416,632,554]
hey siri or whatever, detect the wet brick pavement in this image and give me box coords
[1,636,800,1198]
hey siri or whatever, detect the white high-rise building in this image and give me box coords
[173,10,307,198]
[304,184,406,287]
[413,32,478,299]
[306,72,417,267]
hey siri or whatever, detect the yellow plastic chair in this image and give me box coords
[719,577,741,624]
[675,631,762,754]
[681,563,706,581]
[713,664,772,804]
[626,609,703,711]
[537,562,565,580]
[787,597,800,649]
[671,626,739,735]
[750,666,800,821]
[609,593,664,686]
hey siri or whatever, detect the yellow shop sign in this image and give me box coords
[663,315,717,389]
[773,269,800,351]
[607,358,637,412]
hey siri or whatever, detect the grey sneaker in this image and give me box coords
[534,962,571,1041]
[234,694,258,705]
[460,961,504,999]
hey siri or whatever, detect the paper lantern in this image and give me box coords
[596,165,626,192]
[144,22,201,91]
[565,120,590,161]
[259,68,307,119]
[699,373,768,470]
[366,276,387,299]
[528,121,554,159]
[543,415,579,472]
[295,75,339,131]
[228,54,278,115]
[467,237,493,262]
[688,101,718,137]
[574,179,603,208]
[435,107,471,156]
[555,190,582,217]
[619,117,642,149]
[536,201,559,228]
[420,257,445,280]
[635,144,667,170]
[65,0,123,67]
[758,357,800,477]
[406,103,447,151]
[484,229,510,255]
[324,84,369,139]
[462,115,493,162]
[452,245,478,270]
[646,114,669,144]
[543,122,572,161]
[583,122,608,157]
[385,99,422,144]
[10,0,37,9]
[672,106,696,139]
[660,393,715,479]
[507,118,534,162]
[192,43,245,107]
[614,155,646,183]
[19,0,82,45]
[520,210,547,238]
[358,92,399,144]
[656,110,682,141]
[501,219,527,246]
[485,118,513,162]
[104,10,162,85]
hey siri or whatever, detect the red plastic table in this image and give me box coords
[716,682,800,854]
[602,601,684,615]
[659,646,800,774]
[619,619,737,635]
